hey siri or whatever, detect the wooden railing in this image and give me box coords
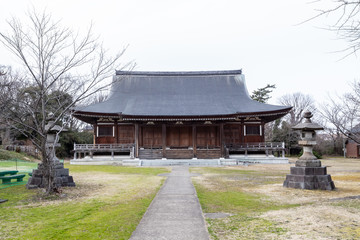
[74,143,134,151]
[73,143,135,160]
[227,142,285,150]
[73,142,286,160]
[226,142,286,158]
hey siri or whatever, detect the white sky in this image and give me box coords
[1,0,359,106]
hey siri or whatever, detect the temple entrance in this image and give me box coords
[167,126,192,148]
[196,126,219,147]
[117,125,135,144]
[224,124,242,146]
[165,126,193,159]
[141,126,162,148]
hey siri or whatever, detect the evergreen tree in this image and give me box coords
[251,84,276,103]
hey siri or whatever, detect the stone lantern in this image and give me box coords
[283,111,335,190]
[45,120,62,162]
[27,120,75,189]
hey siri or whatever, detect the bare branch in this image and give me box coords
[278,92,317,126]
[0,9,130,194]
[306,0,360,57]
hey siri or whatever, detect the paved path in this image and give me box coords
[130,166,209,240]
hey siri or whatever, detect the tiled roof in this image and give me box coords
[75,70,291,117]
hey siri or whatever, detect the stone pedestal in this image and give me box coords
[26,161,75,189]
[283,166,335,190]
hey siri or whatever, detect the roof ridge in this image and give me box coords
[115,69,242,76]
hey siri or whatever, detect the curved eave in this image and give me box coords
[292,122,324,131]
[72,107,292,124]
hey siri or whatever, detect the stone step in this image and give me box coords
[140,159,220,166]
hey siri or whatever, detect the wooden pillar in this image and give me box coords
[220,123,224,158]
[192,125,197,158]
[135,123,139,158]
[241,120,245,143]
[162,124,166,159]
[115,121,119,143]
[93,124,97,144]
[261,122,265,142]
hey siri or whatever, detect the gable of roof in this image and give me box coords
[74,70,291,117]
[350,124,360,134]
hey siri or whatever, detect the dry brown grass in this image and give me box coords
[25,171,165,208]
[192,157,360,240]
[262,203,360,240]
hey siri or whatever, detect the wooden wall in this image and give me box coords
[196,126,219,147]
[94,122,264,148]
[96,125,115,144]
[166,126,192,147]
[224,124,242,145]
[95,124,135,145]
[224,123,264,145]
[141,126,162,147]
[118,125,135,144]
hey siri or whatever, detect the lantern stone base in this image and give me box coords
[283,166,335,190]
[295,159,321,167]
[26,162,75,189]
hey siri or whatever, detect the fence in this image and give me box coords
[3,145,40,158]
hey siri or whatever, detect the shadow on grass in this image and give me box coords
[0,166,169,240]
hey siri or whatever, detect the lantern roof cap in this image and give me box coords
[292,111,324,131]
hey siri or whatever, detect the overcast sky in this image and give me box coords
[1,0,359,106]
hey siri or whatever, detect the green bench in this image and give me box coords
[0,170,19,177]
[0,174,26,184]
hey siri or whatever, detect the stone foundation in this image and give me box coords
[283,166,335,190]
[26,161,75,189]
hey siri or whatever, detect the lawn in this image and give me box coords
[0,151,38,190]
[191,157,360,240]
[0,163,170,240]
[1,154,360,240]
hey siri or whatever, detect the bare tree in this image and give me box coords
[0,66,25,145]
[0,10,131,194]
[272,93,316,155]
[320,83,360,144]
[309,1,360,57]
[0,66,22,109]
[278,92,316,126]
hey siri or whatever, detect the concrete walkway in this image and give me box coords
[130,166,209,240]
